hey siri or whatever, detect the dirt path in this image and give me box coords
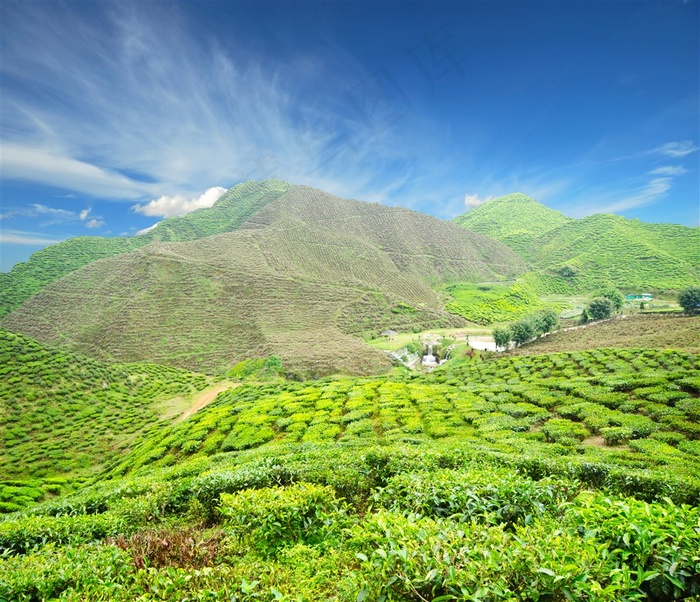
[178,382,237,422]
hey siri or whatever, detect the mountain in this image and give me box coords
[455,195,700,293]
[0,179,291,319]
[453,193,571,256]
[2,185,526,377]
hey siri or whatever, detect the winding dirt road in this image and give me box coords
[178,382,237,422]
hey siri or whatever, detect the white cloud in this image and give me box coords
[79,209,90,220]
[464,193,493,209]
[654,141,699,158]
[649,165,689,176]
[0,229,67,246]
[135,223,160,236]
[85,218,104,229]
[0,144,157,199]
[132,186,227,218]
[135,222,160,236]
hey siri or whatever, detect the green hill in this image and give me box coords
[525,213,700,293]
[455,195,700,293]
[2,186,526,377]
[453,192,571,256]
[2,346,700,600]
[0,179,291,319]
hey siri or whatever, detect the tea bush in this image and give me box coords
[219,483,351,556]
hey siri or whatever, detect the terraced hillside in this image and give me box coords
[455,195,700,293]
[0,179,291,319]
[3,346,699,601]
[2,186,526,377]
[0,329,212,511]
[524,213,700,293]
[109,347,700,490]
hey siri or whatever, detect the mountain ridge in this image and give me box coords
[2,185,525,376]
[0,179,291,319]
[455,193,700,292]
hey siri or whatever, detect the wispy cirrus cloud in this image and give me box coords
[571,177,674,217]
[649,165,689,176]
[0,202,104,229]
[0,229,68,246]
[653,141,699,158]
[0,2,441,210]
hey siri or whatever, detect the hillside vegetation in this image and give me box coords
[2,347,700,600]
[444,280,548,324]
[3,186,525,377]
[453,192,571,256]
[0,179,291,319]
[455,195,700,293]
[0,330,211,510]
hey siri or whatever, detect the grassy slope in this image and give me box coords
[2,186,526,377]
[443,280,548,324]
[455,196,700,293]
[0,329,211,492]
[0,179,291,319]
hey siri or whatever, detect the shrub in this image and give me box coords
[541,418,590,444]
[601,426,634,446]
[219,483,350,556]
[373,466,578,527]
[582,297,615,322]
[0,513,125,555]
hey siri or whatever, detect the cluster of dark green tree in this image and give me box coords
[580,289,624,323]
[492,308,560,349]
[679,287,700,314]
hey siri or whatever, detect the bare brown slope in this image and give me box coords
[3,186,526,376]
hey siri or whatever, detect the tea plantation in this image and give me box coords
[0,330,212,511]
[2,340,699,601]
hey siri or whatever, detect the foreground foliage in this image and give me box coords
[1,441,699,601]
[1,343,699,600]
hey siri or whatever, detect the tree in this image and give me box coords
[492,326,511,350]
[534,308,560,334]
[678,287,700,314]
[510,318,535,346]
[598,288,624,312]
[584,297,615,321]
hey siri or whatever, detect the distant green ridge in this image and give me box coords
[454,193,571,257]
[0,179,291,319]
[455,195,700,293]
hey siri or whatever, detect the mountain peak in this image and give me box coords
[453,193,571,254]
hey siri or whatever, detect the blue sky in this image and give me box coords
[1,0,698,271]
